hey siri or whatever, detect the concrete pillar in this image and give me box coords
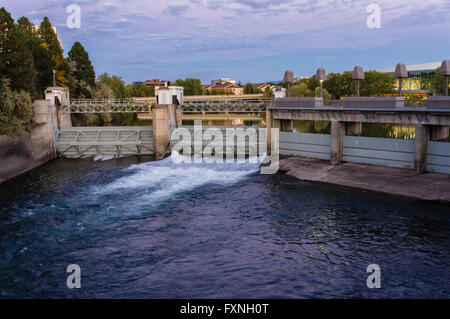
[176,108,183,128]
[414,124,429,173]
[152,104,172,160]
[346,122,363,136]
[266,109,272,156]
[280,119,293,132]
[430,126,449,141]
[331,121,344,165]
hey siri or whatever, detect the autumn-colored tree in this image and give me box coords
[38,17,69,87]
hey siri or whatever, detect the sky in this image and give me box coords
[2,0,450,83]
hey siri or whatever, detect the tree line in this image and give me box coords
[283,68,446,99]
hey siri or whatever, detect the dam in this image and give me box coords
[1,80,449,298]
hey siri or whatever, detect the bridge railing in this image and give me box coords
[181,98,269,113]
[65,99,153,113]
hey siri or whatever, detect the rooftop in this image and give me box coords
[377,62,441,73]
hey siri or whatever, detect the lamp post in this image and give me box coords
[352,66,364,97]
[53,70,56,87]
[439,60,450,96]
[283,70,294,97]
[394,63,408,96]
[315,68,327,98]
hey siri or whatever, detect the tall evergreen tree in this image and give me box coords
[67,41,95,97]
[0,8,33,92]
[16,16,53,98]
[68,41,95,87]
[38,17,69,87]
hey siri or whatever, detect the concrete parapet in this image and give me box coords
[273,97,324,108]
[342,97,405,108]
[427,96,450,109]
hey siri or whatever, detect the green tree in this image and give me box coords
[290,82,313,97]
[127,83,154,97]
[314,87,331,100]
[244,82,254,94]
[184,78,202,96]
[323,72,354,99]
[263,86,273,98]
[97,73,130,98]
[431,67,448,95]
[67,41,95,98]
[0,8,33,92]
[39,17,69,87]
[174,78,202,95]
[360,70,396,96]
[15,16,55,99]
[0,78,34,137]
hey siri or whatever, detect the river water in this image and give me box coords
[0,156,448,298]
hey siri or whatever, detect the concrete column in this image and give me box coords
[430,125,449,141]
[266,109,272,155]
[280,119,293,132]
[414,124,429,173]
[346,122,362,136]
[176,108,183,128]
[152,104,172,160]
[331,121,344,165]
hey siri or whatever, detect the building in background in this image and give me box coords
[143,79,169,87]
[216,78,236,85]
[252,83,273,92]
[203,82,243,95]
[378,62,440,96]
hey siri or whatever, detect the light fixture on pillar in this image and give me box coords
[438,60,450,96]
[315,68,327,98]
[394,63,408,96]
[352,66,364,97]
[283,70,294,97]
[52,70,56,87]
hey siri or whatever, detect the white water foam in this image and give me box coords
[94,153,264,204]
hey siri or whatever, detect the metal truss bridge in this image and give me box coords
[64,99,153,113]
[180,98,268,113]
[63,98,269,114]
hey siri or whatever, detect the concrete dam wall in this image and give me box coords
[0,100,60,183]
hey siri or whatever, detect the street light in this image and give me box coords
[394,63,408,96]
[283,70,294,97]
[315,68,327,98]
[52,70,56,87]
[352,66,364,97]
[438,60,450,96]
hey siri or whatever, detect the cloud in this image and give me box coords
[2,0,449,81]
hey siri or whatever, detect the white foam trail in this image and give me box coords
[94,153,264,204]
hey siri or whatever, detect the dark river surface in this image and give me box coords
[0,156,448,298]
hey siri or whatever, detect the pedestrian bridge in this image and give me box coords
[63,96,268,114]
